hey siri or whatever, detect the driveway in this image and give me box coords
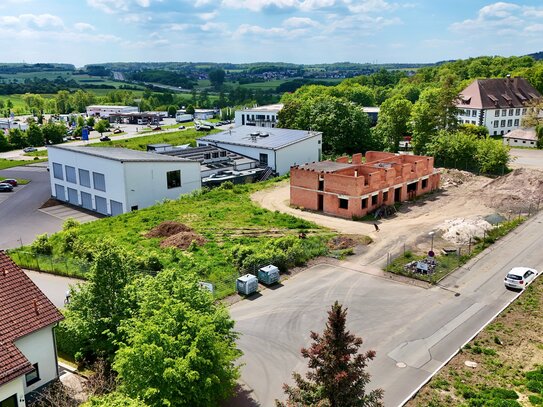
[230,211,543,406]
[509,148,543,170]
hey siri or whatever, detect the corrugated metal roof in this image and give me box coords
[198,126,321,151]
[49,146,196,163]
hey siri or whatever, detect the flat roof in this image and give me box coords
[239,104,284,113]
[87,105,135,109]
[198,126,321,150]
[296,161,355,172]
[363,107,380,113]
[48,145,196,163]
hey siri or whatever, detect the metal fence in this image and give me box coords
[9,250,91,278]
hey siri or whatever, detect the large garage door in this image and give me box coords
[54,184,66,201]
[110,200,123,216]
[67,188,79,205]
[95,196,108,215]
[81,192,93,210]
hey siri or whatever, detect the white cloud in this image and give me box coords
[74,22,96,31]
[283,17,319,28]
[87,0,159,13]
[198,11,218,20]
[221,0,298,12]
[0,14,64,30]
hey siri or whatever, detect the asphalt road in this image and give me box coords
[230,211,543,406]
[0,165,65,249]
[24,269,83,309]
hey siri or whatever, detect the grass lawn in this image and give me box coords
[11,181,332,298]
[0,158,47,170]
[407,276,543,406]
[24,150,48,157]
[94,128,219,150]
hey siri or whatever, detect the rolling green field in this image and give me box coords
[0,158,47,170]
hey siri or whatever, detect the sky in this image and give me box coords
[0,0,542,66]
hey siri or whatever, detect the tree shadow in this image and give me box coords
[222,384,260,407]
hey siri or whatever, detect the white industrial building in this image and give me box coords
[456,77,541,136]
[235,104,283,128]
[48,146,201,216]
[197,126,322,175]
[86,105,139,118]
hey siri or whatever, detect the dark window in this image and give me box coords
[204,153,211,160]
[167,170,181,189]
[407,182,417,193]
[95,196,108,215]
[220,151,226,157]
[259,153,268,166]
[79,169,90,187]
[507,119,512,127]
[131,205,139,211]
[93,172,106,192]
[52,162,63,180]
[0,394,17,407]
[318,179,324,191]
[371,194,378,206]
[65,166,77,184]
[25,363,40,386]
[212,152,219,158]
[361,198,368,209]
[383,191,389,202]
[422,179,428,189]
[339,198,348,209]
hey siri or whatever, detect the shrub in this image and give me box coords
[31,233,53,255]
[63,218,80,231]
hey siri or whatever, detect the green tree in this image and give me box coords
[113,268,240,407]
[87,116,96,127]
[55,90,72,114]
[8,128,28,149]
[185,104,195,115]
[42,122,66,144]
[95,119,110,136]
[476,137,510,174]
[208,68,226,89]
[277,301,383,407]
[83,392,148,407]
[167,105,177,117]
[77,115,86,127]
[26,122,44,147]
[0,133,10,152]
[22,93,45,114]
[72,90,95,113]
[373,97,412,151]
[61,242,138,361]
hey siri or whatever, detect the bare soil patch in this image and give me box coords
[160,232,206,250]
[327,234,371,250]
[144,221,193,238]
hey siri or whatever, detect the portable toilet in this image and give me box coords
[258,265,280,285]
[236,274,258,295]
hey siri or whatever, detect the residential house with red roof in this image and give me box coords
[0,251,64,407]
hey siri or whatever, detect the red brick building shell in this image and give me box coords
[290,151,441,219]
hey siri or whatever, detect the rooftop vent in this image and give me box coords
[259,132,269,137]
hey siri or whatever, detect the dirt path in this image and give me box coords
[251,175,496,270]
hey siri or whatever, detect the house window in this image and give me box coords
[516,108,521,115]
[494,110,499,117]
[523,141,526,144]
[464,109,470,116]
[522,108,527,115]
[507,119,512,127]
[259,153,268,166]
[472,110,477,117]
[167,170,181,189]
[131,205,138,211]
[212,152,219,158]
[52,163,63,180]
[383,191,389,202]
[220,151,226,157]
[204,153,211,160]
[0,394,17,407]
[422,179,428,189]
[509,109,514,116]
[494,121,499,128]
[371,194,378,206]
[501,109,507,116]
[65,166,77,184]
[93,172,106,192]
[79,169,90,187]
[339,198,348,209]
[514,119,519,126]
[501,120,506,127]
[361,198,368,209]
[25,363,40,386]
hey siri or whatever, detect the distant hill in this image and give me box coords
[527,51,543,60]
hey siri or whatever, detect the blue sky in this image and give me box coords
[0,0,542,66]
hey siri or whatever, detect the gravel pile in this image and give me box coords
[438,217,493,245]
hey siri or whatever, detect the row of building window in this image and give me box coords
[52,162,106,192]
[493,108,526,117]
[493,119,520,128]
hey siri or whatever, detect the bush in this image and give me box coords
[63,218,80,230]
[31,233,53,255]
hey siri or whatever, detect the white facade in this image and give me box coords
[0,120,28,131]
[235,104,283,128]
[48,146,201,216]
[459,107,528,136]
[197,127,322,176]
[0,377,25,407]
[86,105,139,118]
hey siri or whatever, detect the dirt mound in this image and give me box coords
[160,231,207,250]
[145,221,193,238]
[439,168,478,189]
[478,168,543,212]
[328,235,365,250]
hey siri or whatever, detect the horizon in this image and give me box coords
[0,1,542,66]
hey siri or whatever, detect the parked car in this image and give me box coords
[0,183,14,192]
[504,267,538,290]
[178,125,186,129]
[1,179,17,187]
[113,128,122,134]
[100,136,111,142]
[23,147,37,153]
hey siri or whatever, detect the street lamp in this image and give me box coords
[429,231,435,254]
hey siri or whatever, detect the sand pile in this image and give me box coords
[145,221,193,238]
[438,217,492,245]
[478,168,543,212]
[440,169,478,189]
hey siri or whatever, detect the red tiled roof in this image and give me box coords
[457,77,541,110]
[0,251,63,386]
